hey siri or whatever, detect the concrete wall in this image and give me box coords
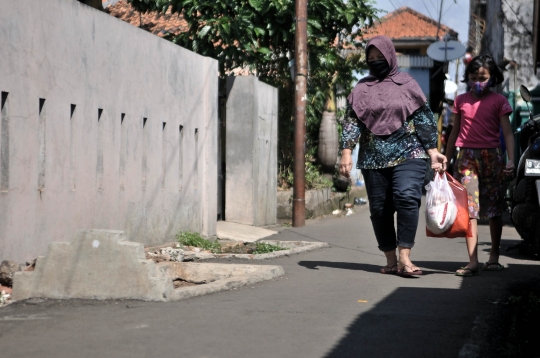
[225,77,278,227]
[277,187,367,220]
[0,0,218,262]
[503,0,539,92]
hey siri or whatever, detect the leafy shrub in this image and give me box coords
[282,159,333,190]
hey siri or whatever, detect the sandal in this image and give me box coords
[380,264,398,275]
[455,266,480,277]
[483,262,504,271]
[397,265,423,276]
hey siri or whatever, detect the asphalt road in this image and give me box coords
[1,202,538,358]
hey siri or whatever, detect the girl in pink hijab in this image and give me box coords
[339,36,446,276]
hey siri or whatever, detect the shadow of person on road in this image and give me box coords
[297,260,481,276]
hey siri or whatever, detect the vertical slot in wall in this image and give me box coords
[96,108,104,191]
[119,113,126,191]
[69,104,76,191]
[142,117,148,191]
[194,128,198,190]
[0,92,9,192]
[37,98,46,190]
[162,122,167,189]
[179,125,183,191]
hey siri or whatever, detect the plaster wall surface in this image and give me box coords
[225,77,277,227]
[502,0,540,92]
[0,0,218,262]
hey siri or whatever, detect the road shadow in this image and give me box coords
[319,262,540,358]
[297,260,475,276]
[323,286,473,357]
[478,238,540,262]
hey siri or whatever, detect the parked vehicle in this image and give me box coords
[506,85,540,256]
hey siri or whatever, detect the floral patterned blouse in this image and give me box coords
[341,102,438,169]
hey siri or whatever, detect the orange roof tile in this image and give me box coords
[361,7,458,42]
[105,1,256,76]
[106,0,188,37]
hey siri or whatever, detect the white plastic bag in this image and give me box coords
[425,173,458,234]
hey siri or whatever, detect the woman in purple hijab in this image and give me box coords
[339,35,446,276]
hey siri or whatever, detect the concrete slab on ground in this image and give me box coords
[13,230,173,302]
[12,230,284,302]
[159,262,284,301]
[216,221,277,242]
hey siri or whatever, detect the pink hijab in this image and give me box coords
[347,36,427,136]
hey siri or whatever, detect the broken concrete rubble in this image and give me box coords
[146,247,185,263]
[146,240,330,262]
[0,260,21,287]
[0,289,11,306]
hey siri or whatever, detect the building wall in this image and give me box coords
[0,0,218,262]
[503,0,540,92]
[225,77,278,227]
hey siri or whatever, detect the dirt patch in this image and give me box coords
[219,241,280,254]
[145,240,286,263]
[145,240,328,263]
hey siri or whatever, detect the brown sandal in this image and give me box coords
[397,265,423,276]
[380,264,398,274]
[455,266,480,277]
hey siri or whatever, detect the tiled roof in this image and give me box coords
[106,0,188,38]
[105,1,255,76]
[360,7,458,41]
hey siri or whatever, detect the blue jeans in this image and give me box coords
[361,159,427,252]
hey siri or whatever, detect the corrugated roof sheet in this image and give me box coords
[397,55,433,68]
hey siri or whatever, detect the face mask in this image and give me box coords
[367,60,390,78]
[468,78,492,95]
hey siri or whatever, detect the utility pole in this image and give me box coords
[454,57,460,98]
[435,0,444,39]
[292,0,308,227]
[483,0,504,66]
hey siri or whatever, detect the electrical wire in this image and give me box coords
[429,0,438,13]
[421,0,435,18]
[502,0,533,36]
[455,0,467,14]
[387,0,398,10]
[435,0,444,39]
[442,1,455,17]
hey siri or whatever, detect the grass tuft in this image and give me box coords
[253,242,285,254]
[176,232,221,254]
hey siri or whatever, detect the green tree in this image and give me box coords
[128,0,377,188]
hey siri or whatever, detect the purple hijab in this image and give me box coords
[347,36,427,136]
